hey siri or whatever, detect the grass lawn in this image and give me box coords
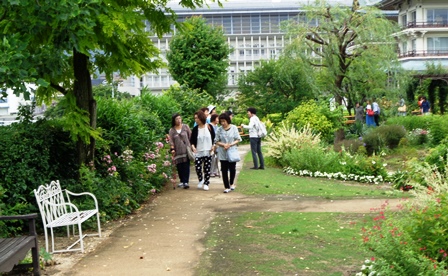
[195,148,404,275]
[237,154,404,199]
[196,212,370,276]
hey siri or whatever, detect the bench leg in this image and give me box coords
[32,243,40,276]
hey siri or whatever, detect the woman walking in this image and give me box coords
[190,110,215,191]
[214,113,242,193]
[168,113,192,189]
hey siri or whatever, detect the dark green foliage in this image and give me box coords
[361,130,384,156]
[283,147,342,173]
[385,115,431,131]
[163,85,214,127]
[375,125,407,149]
[167,16,230,98]
[133,92,181,134]
[386,115,448,145]
[0,119,77,217]
[238,57,314,116]
[96,97,164,157]
[425,142,448,173]
[334,138,364,155]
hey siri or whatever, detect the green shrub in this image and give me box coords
[361,130,385,156]
[283,147,341,173]
[361,162,448,275]
[386,115,432,131]
[375,124,407,149]
[334,138,364,155]
[96,98,164,157]
[408,128,430,146]
[285,100,338,143]
[428,116,448,145]
[425,142,448,173]
[340,153,388,178]
[163,85,214,127]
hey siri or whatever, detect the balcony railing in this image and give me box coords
[399,50,448,58]
[404,21,448,28]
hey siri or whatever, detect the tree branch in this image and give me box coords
[50,83,67,95]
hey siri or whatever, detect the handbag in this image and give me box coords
[227,146,240,162]
[186,146,195,161]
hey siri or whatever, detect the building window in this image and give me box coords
[261,15,270,33]
[427,9,448,24]
[401,14,407,27]
[271,14,279,33]
[251,14,260,34]
[427,37,448,54]
[233,15,242,34]
[242,15,251,33]
[223,16,232,34]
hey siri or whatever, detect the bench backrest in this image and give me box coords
[34,180,67,227]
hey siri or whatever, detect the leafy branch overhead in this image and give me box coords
[0,0,221,165]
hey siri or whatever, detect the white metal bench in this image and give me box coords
[33,180,101,253]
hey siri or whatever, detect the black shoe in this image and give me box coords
[183,184,190,189]
[258,167,265,170]
[250,167,258,170]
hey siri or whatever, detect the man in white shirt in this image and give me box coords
[241,107,265,170]
[372,99,380,126]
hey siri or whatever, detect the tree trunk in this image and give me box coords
[333,76,345,144]
[73,49,96,166]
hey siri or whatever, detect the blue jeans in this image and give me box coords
[249,137,264,169]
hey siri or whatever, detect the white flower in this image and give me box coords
[372,160,376,164]
[383,163,387,167]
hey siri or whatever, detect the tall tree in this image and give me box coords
[166,16,230,99]
[238,56,315,116]
[0,0,221,166]
[284,0,399,141]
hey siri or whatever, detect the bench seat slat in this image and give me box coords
[0,237,36,272]
[47,209,97,228]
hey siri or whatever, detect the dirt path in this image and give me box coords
[43,145,403,276]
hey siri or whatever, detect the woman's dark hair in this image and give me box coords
[194,110,207,125]
[171,113,181,127]
[211,113,219,123]
[247,107,257,114]
[218,112,231,124]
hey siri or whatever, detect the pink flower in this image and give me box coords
[147,164,157,173]
[163,161,171,167]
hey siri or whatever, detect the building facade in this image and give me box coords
[379,0,448,71]
[118,0,381,96]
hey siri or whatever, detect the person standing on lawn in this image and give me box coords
[214,112,242,193]
[372,98,380,126]
[241,107,265,170]
[421,96,431,115]
[168,113,192,189]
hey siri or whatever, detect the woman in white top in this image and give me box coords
[190,110,215,191]
[214,113,242,193]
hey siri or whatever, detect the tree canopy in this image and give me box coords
[166,16,230,99]
[284,0,400,106]
[238,56,315,116]
[0,0,221,165]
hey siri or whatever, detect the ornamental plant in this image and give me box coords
[359,161,448,275]
[265,122,321,166]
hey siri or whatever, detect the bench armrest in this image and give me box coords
[0,214,38,236]
[65,190,100,209]
[0,213,38,221]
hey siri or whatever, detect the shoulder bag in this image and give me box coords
[227,146,240,162]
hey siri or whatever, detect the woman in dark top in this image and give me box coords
[168,113,192,189]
